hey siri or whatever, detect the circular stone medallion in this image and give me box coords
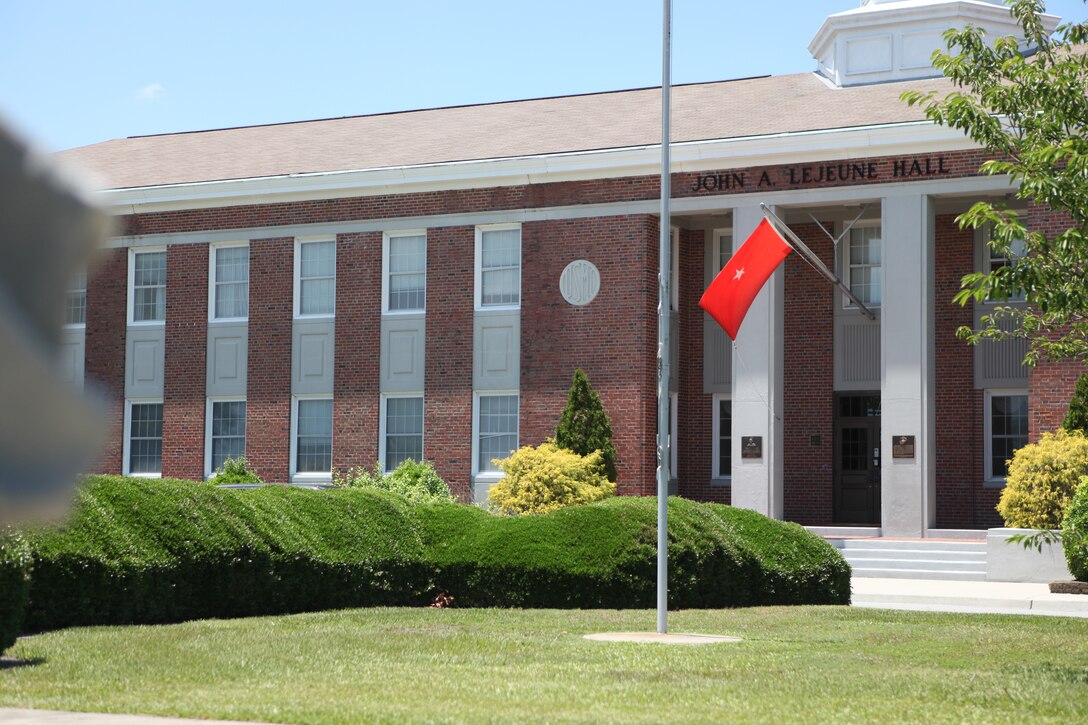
[559,259,601,306]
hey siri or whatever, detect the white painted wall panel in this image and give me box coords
[207,324,247,396]
[473,311,520,390]
[292,320,334,394]
[125,327,165,397]
[58,329,85,390]
[381,315,425,393]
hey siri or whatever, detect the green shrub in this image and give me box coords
[417,496,850,608]
[1064,373,1088,435]
[23,476,430,630]
[336,460,454,503]
[997,429,1088,529]
[488,441,615,515]
[1062,477,1088,581]
[556,369,618,481]
[20,476,849,631]
[0,529,32,654]
[212,456,262,484]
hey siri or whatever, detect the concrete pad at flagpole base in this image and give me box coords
[583,632,741,645]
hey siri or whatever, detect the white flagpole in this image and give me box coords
[656,0,672,635]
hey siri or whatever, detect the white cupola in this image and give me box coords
[809,0,1061,87]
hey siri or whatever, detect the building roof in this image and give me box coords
[58,71,953,191]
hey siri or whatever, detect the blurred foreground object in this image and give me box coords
[0,121,110,523]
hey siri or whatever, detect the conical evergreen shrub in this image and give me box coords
[555,369,618,481]
[1063,373,1088,435]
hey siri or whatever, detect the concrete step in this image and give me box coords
[844,548,986,561]
[833,539,986,551]
[842,557,986,571]
[850,568,988,581]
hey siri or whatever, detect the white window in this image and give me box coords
[207,399,246,476]
[475,394,519,475]
[124,401,163,477]
[712,395,732,480]
[65,269,87,327]
[292,397,333,479]
[982,227,1026,303]
[383,232,426,313]
[476,225,521,309]
[211,244,249,320]
[381,396,423,471]
[714,229,733,272]
[845,225,881,308]
[985,391,1028,484]
[129,249,166,324]
[295,238,336,317]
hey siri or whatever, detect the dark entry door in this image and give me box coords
[833,394,881,525]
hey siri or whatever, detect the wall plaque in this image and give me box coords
[559,259,600,306]
[892,435,916,459]
[741,436,762,459]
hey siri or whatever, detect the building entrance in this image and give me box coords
[833,393,881,525]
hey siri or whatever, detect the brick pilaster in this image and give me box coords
[85,247,127,475]
[162,243,208,480]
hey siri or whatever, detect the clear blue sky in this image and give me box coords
[2,0,1085,152]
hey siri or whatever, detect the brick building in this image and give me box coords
[57,0,1082,535]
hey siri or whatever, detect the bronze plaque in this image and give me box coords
[741,436,762,459]
[892,435,915,459]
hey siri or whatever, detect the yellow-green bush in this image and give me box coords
[997,429,1088,529]
[487,441,615,515]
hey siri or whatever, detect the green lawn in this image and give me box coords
[2,606,1087,724]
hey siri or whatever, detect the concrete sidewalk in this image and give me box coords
[852,577,1088,617]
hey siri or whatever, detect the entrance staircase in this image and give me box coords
[827,537,988,581]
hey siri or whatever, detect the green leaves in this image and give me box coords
[903,1,1088,363]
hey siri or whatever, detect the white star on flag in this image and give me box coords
[733,268,746,281]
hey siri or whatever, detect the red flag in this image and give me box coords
[699,218,792,340]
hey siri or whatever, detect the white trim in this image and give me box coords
[378,393,425,473]
[204,396,246,479]
[711,394,732,483]
[474,223,522,312]
[122,398,163,478]
[127,246,167,327]
[208,242,249,323]
[293,236,336,320]
[984,389,1028,487]
[471,391,520,483]
[381,229,428,315]
[63,268,88,329]
[290,394,334,483]
[98,122,979,214]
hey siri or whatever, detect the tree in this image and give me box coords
[1064,372,1088,434]
[902,1,1088,363]
[555,369,618,481]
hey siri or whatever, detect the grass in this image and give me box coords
[2,606,1087,724]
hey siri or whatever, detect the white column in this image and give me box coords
[730,205,784,518]
[880,193,937,537]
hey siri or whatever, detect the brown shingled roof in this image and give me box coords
[57,72,953,190]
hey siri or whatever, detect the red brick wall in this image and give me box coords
[424,226,474,500]
[782,223,835,525]
[521,215,659,495]
[677,228,727,503]
[333,232,382,472]
[162,243,208,481]
[933,214,991,528]
[246,237,294,483]
[1024,207,1087,440]
[85,247,127,474]
[119,150,994,237]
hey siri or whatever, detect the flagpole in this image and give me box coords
[656,0,672,636]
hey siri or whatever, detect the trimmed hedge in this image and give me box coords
[0,529,32,654]
[22,476,850,631]
[418,497,850,608]
[24,476,429,630]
